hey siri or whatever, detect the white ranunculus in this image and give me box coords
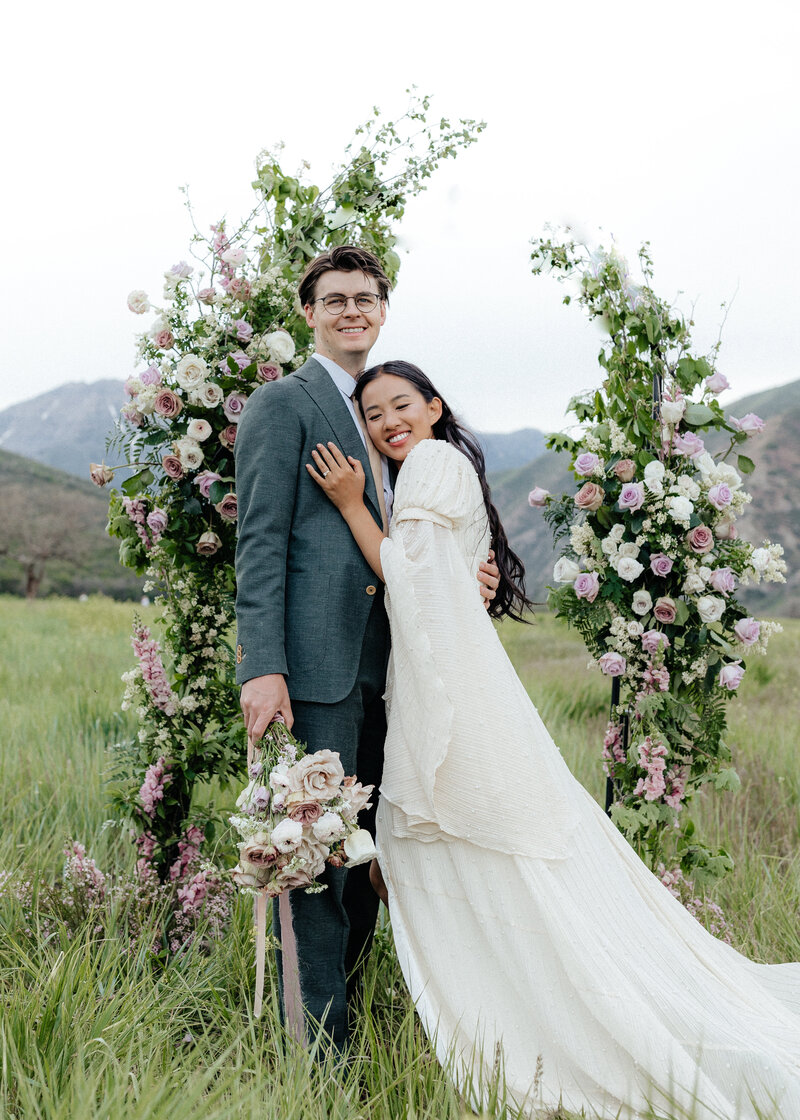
[667,496,694,524]
[173,437,204,471]
[618,542,640,560]
[660,398,686,425]
[615,557,645,582]
[174,354,210,391]
[632,590,653,615]
[344,828,378,867]
[312,811,347,844]
[553,557,581,582]
[187,419,212,442]
[270,818,304,853]
[696,595,726,624]
[266,330,296,364]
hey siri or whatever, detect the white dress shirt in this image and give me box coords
[311,352,394,517]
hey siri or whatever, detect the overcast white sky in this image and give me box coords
[1,0,798,433]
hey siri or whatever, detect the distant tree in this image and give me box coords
[0,486,88,598]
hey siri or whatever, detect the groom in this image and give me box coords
[234,245,496,1048]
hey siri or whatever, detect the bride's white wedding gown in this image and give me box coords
[375,438,800,1120]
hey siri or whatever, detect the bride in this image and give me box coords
[307,359,800,1120]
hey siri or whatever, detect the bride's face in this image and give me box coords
[360,374,443,462]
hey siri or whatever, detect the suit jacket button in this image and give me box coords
[365,585,377,596]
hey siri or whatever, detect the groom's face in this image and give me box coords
[303,269,386,373]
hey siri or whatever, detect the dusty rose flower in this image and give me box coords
[527,486,550,507]
[574,482,605,511]
[127,289,151,314]
[705,371,730,394]
[650,552,674,577]
[154,329,174,350]
[642,629,670,654]
[240,836,280,867]
[287,800,324,825]
[653,596,677,624]
[195,470,223,498]
[227,278,252,301]
[232,860,266,890]
[598,652,626,676]
[187,419,212,442]
[708,483,732,510]
[709,567,736,595]
[687,525,714,554]
[292,750,345,801]
[197,287,218,305]
[154,389,183,419]
[273,866,313,891]
[256,362,281,382]
[718,662,745,690]
[89,462,114,487]
[734,617,760,645]
[215,493,238,522]
[618,482,645,512]
[730,413,764,435]
[196,531,222,556]
[613,459,636,482]
[162,454,185,480]
[219,424,238,449]
[223,392,248,422]
[574,572,600,602]
[327,851,346,868]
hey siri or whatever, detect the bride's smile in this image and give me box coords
[360,373,442,461]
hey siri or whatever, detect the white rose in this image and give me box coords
[174,355,210,391]
[683,572,705,594]
[676,475,701,500]
[189,381,224,408]
[221,246,246,267]
[697,566,712,584]
[266,330,296,364]
[312,811,346,844]
[618,542,640,559]
[660,398,686,425]
[127,290,150,314]
[615,557,645,582]
[644,460,666,495]
[694,452,716,479]
[553,557,581,582]
[601,536,618,558]
[609,523,626,542]
[626,620,644,637]
[173,437,204,471]
[187,419,212,442]
[667,495,693,525]
[696,595,726,624]
[632,590,653,615]
[709,462,743,492]
[751,547,770,572]
[343,828,378,867]
[235,779,257,810]
[270,818,304,853]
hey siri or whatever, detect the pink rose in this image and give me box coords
[642,630,670,654]
[231,318,253,343]
[215,493,238,522]
[257,362,281,382]
[527,487,550,507]
[672,431,705,457]
[218,350,251,373]
[653,596,677,624]
[734,617,760,645]
[598,652,626,676]
[730,413,764,435]
[227,278,252,302]
[89,462,114,487]
[649,552,673,577]
[341,778,374,817]
[154,389,183,419]
[574,452,601,476]
[154,329,175,350]
[709,567,736,595]
[223,392,248,422]
[613,459,636,482]
[239,840,280,868]
[687,525,714,554]
[161,454,185,480]
[573,572,600,602]
[121,404,144,427]
[718,662,745,690]
[197,287,218,305]
[140,363,162,387]
[292,750,345,801]
[707,483,732,510]
[195,470,222,498]
[574,482,605,511]
[705,371,730,394]
[618,482,645,512]
[196,531,222,556]
[219,424,238,450]
[146,508,168,536]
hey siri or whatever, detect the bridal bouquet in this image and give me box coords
[229,721,377,898]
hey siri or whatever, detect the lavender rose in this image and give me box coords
[197,287,218,305]
[613,459,636,482]
[153,389,183,419]
[232,318,253,342]
[687,525,714,554]
[574,452,601,477]
[673,431,705,457]
[618,482,645,513]
[598,652,626,676]
[215,493,238,522]
[730,413,765,435]
[139,363,162,387]
[196,531,223,556]
[146,508,168,536]
[573,572,600,602]
[195,470,223,498]
[162,454,185,480]
[653,597,677,624]
[223,392,248,423]
[707,483,732,510]
[709,567,736,595]
[257,362,281,382]
[154,329,174,350]
[734,617,760,645]
[642,630,670,654]
[650,552,674,577]
[574,482,605,511]
[705,371,730,394]
[528,486,550,507]
[718,662,745,690]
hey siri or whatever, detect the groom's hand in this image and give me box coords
[240,673,294,740]
[478,549,500,609]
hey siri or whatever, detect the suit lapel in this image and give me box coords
[294,358,382,521]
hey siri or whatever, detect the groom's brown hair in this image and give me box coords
[298,245,391,308]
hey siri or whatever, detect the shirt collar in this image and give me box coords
[312,352,358,397]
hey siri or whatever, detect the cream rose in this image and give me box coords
[696,595,725,624]
[265,329,296,364]
[553,557,581,582]
[189,381,224,408]
[174,355,210,391]
[187,419,212,442]
[293,750,345,801]
[127,290,150,314]
[173,437,204,471]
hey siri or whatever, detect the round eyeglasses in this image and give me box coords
[313,293,381,315]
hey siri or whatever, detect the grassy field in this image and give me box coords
[1,595,799,1119]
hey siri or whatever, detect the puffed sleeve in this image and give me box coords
[378,440,578,860]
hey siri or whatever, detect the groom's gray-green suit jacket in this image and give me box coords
[234,356,385,700]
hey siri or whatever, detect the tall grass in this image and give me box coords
[1,596,798,1118]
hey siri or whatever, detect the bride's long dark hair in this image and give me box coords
[354,360,532,623]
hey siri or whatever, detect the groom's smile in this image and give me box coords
[304,269,386,376]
